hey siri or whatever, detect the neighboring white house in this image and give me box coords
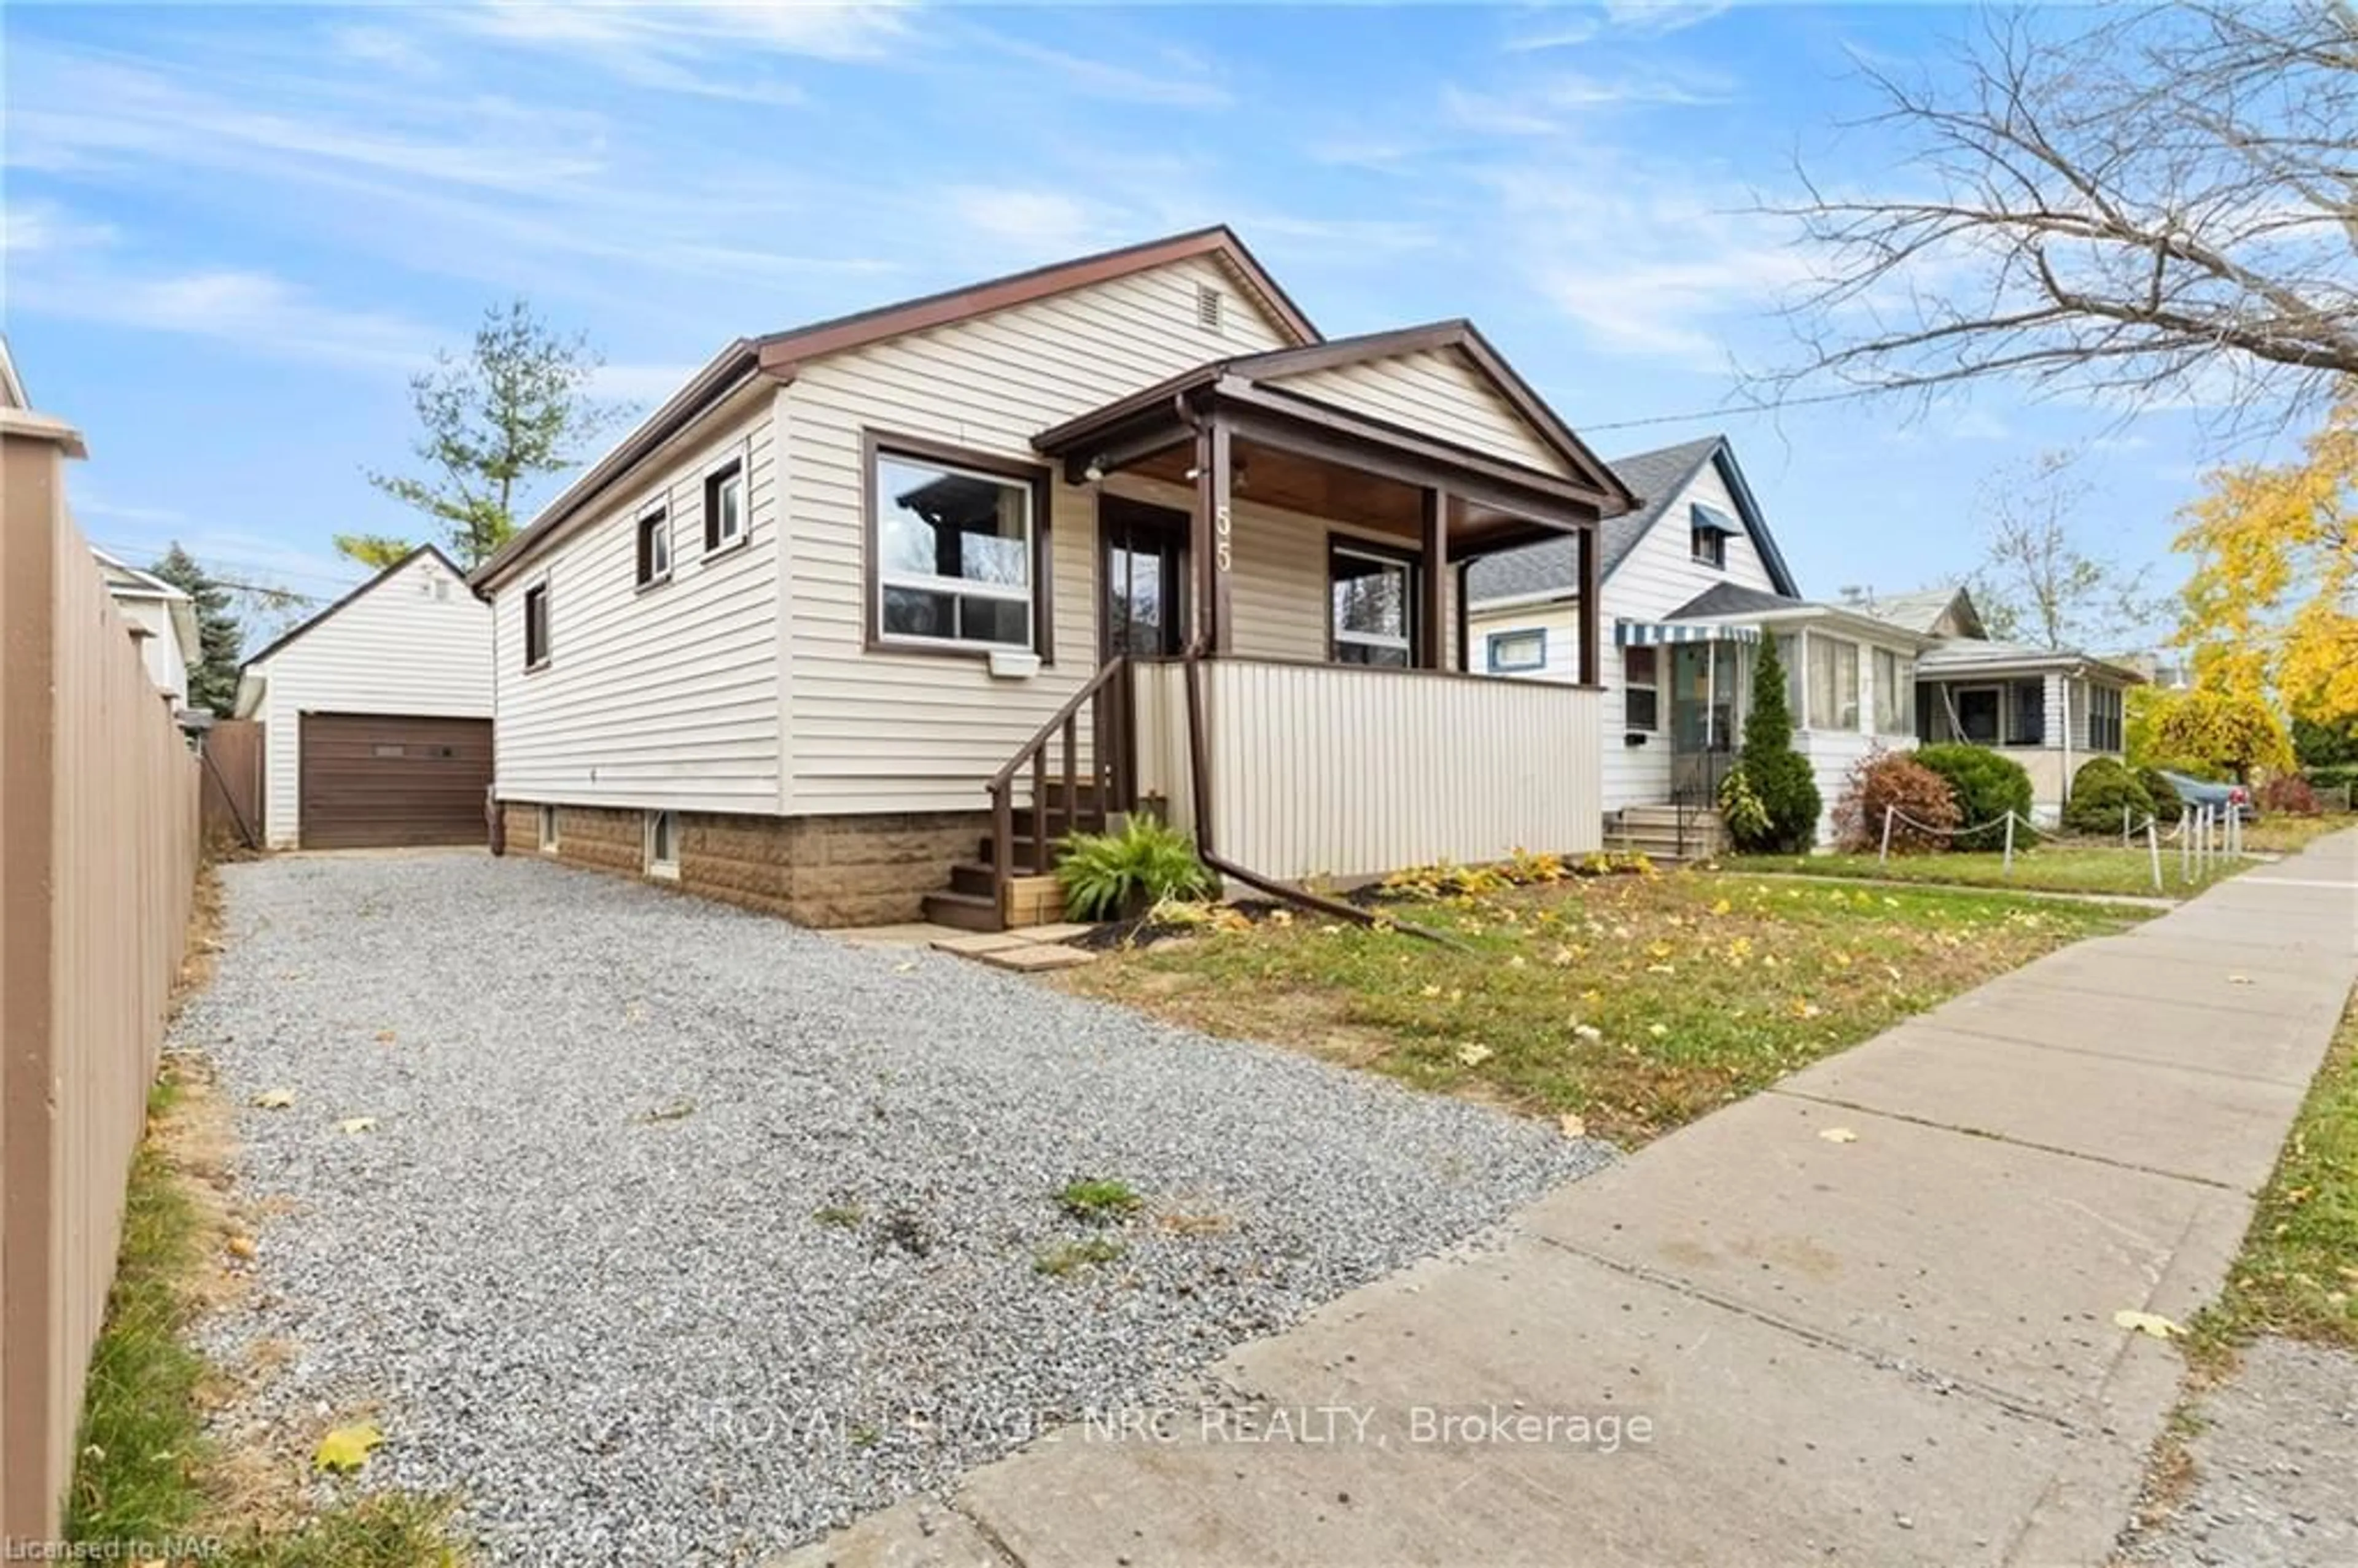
[469,227,1635,930]
[91,548,201,709]
[1856,585,2146,822]
[1468,435,1935,844]
[233,546,494,849]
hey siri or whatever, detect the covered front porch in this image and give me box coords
[959,325,1633,921]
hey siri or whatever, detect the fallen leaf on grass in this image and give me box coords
[314,1422,383,1474]
[251,1089,295,1110]
[2113,1310,2185,1339]
[1559,1113,1588,1139]
[225,1235,257,1260]
[1819,1127,1859,1144]
[338,1117,376,1135]
[1456,1042,1493,1067]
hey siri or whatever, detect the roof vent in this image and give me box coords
[1196,283,1224,334]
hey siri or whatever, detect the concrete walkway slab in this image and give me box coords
[960,1237,2085,1568]
[1520,1091,2249,1422]
[1776,1021,2305,1192]
[2002,942,2348,1020]
[1925,981,2337,1088]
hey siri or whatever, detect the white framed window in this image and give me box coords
[1873,648,1915,734]
[644,809,680,879]
[703,457,745,554]
[538,804,559,853]
[1623,644,1660,731]
[2088,682,2124,752]
[636,505,672,587]
[1487,628,1547,674]
[871,440,1043,653]
[1808,637,1861,731]
[1329,543,1418,667]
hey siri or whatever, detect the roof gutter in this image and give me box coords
[472,340,764,593]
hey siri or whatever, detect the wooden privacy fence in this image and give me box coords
[1,406,201,1542]
[198,718,265,850]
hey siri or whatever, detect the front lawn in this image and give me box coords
[1716,847,2235,898]
[1059,868,2152,1147]
[2241,815,2353,855]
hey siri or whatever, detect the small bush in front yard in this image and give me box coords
[2257,774,2323,815]
[1913,744,2034,850]
[1057,812,1212,922]
[2137,765,2187,824]
[2063,756,2158,835]
[1831,750,1961,853]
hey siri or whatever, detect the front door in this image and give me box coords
[1668,640,1745,804]
[1100,497,1190,659]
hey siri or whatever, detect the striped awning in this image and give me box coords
[1616,619,1763,647]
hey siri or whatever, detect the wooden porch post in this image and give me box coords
[1192,418,1233,655]
[1577,520,1601,685]
[1419,489,1447,670]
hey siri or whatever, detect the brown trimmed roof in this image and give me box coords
[474,225,1318,590]
[755,225,1317,376]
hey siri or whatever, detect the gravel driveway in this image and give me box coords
[187,851,1609,1565]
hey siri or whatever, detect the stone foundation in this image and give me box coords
[497,801,989,927]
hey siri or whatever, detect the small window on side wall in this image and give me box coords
[636,506,671,587]
[523,582,551,670]
[1487,629,1547,674]
[704,459,746,554]
[1624,644,1660,730]
[644,809,680,879]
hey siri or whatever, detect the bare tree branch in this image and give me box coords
[1756,2,2358,425]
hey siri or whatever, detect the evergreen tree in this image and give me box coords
[147,544,244,715]
[1725,631,1821,853]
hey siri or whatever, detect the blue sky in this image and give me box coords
[6,2,2211,631]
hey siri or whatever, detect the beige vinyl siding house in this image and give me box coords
[474,228,1628,929]
[234,547,492,848]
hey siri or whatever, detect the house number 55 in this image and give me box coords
[1214,504,1234,573]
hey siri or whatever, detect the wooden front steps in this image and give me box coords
[1608,804,1727,864]
[922,790,1110,933]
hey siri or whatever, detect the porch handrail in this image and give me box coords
[987,653,1135,915]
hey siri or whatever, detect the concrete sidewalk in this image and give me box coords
[784,833,2358,1568]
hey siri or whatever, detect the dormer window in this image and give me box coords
[1689,503,1737,569]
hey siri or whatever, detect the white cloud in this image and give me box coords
[0,200,115,256]
[944,188,1113,257]
[15,263,431,371]
[1599,2,1737,37]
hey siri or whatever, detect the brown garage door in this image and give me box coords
[298,713,493,849]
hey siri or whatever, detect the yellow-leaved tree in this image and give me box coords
[2173,390,2358,727]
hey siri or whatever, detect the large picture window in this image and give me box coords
[870,440,1046,653]
[1808,637,1860,731]
[1329,543,1418,666]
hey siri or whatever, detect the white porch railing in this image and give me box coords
[1133,657,1602,883]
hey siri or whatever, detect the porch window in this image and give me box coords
[1953,686,2002,744]
[1624,645,1659,730]
[2088,683,2124,752]
[1808,637,1860,731]
[1329,543,1418,667]
[2009,678,2046,747]
[1873,648,1915,734]
[1776,634,1802,723]
[1487,628,1546,673]
[870,441,1046,653]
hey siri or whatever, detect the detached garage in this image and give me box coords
[235,546,494,850]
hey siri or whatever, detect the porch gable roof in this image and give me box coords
[1032,320,1637,526]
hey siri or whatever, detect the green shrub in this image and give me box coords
[1912,744,2034,851]
[2305,762,2358,799]
[1056,812,1212,921]
[1724,632,1820,853]
[2136,766,2186,825]
[2063,756,2157,836]
[1831,750,1961,853]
